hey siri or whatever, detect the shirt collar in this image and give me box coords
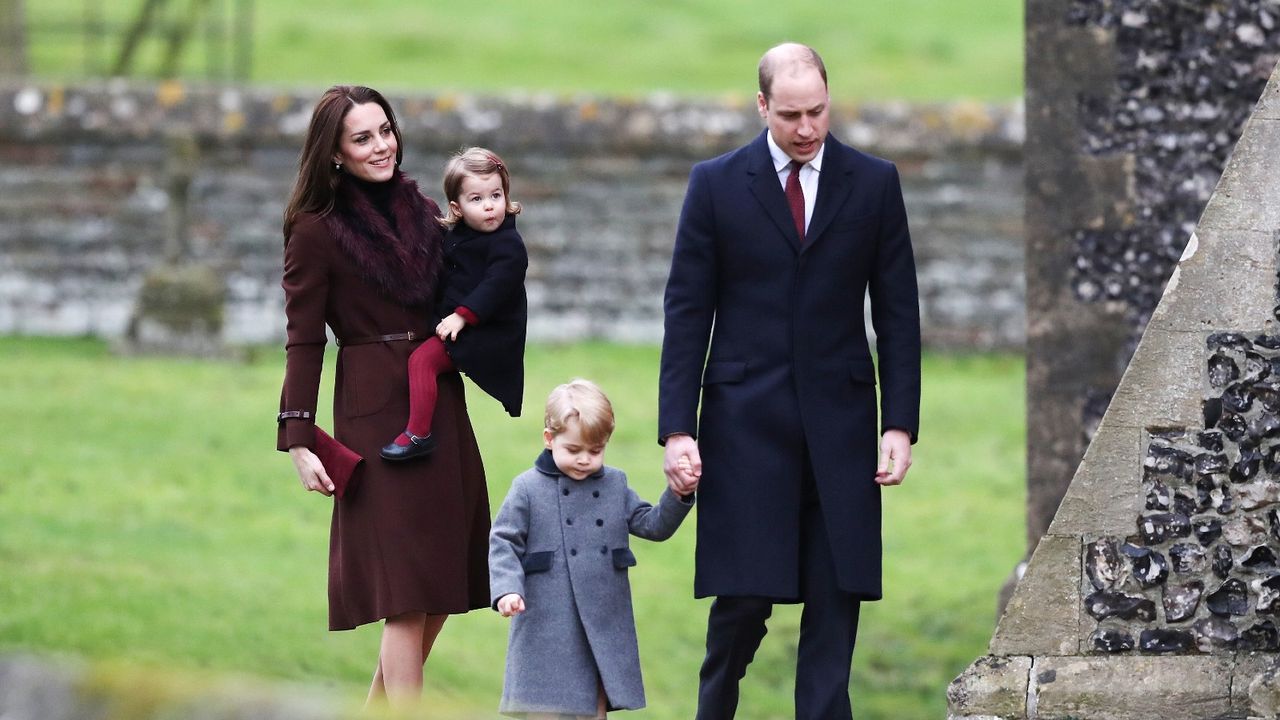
[766,130,825,174]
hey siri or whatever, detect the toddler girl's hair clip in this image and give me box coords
[488,154,504,170]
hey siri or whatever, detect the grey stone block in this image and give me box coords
[1047,424,1142,537]
[0,652,348,720]
[1104,329,1204,430]
[1031,655,1234,720]
[947,655,1031,719]
[0,654,92,720]
[991,535,1081,656]
[1146,226,1278,334]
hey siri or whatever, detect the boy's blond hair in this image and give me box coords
[544,379,615,446]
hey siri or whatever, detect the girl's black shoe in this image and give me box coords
[379,431,436,461]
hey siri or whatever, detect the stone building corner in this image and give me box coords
[949,61,1280,720]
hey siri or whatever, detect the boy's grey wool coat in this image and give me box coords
[490,450,694,716]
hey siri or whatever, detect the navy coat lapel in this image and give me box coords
[745,133,802,254]
[803,136,855,254]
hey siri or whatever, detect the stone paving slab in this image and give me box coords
[1030,655,1235,720]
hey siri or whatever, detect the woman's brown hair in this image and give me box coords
[282,85,404,239]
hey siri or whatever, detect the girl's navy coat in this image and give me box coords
[439,214,528,416]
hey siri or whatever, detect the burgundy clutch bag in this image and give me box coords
[314,427,363,500]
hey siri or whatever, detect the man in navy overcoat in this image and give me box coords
[659,43,921,719]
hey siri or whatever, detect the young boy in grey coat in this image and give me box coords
[490,379,697,719]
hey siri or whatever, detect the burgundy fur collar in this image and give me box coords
[324,171,443,306]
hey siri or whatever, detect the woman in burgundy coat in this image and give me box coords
[277,85,490,706]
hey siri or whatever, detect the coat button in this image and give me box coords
[566,518,574,526]
[600,546,607,555]
[592,491,600,498]
[563,488,570,496]
[570,548,577,557]
[596,519,603,527]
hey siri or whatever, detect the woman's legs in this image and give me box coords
[366,612,448,707]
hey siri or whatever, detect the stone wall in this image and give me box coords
[0,80,1023,348]
[949,58,1280,720]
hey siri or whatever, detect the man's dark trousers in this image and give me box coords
[695,460,862,720]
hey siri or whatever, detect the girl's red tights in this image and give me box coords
[397,337,455,445]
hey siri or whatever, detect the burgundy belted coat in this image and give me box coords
[277,174,491,630]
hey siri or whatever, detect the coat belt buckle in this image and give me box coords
[405,330,416,342]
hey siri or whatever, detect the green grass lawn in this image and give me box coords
[0,336,1025,718]
[24,0,1022,100]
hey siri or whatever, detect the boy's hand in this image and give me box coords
[497,593,525,617]
[664,434,701,496]
[435,312,467,341]
[675,455,699,496]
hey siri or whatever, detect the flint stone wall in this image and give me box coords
[0,80,1023,348]
[1025,0,1280,550]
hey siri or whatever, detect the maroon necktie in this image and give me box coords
[784,160,806,241]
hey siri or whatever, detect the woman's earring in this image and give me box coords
[334,162,342,171]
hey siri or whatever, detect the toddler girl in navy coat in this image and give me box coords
[381,147,528,460]
[489,379,697,718]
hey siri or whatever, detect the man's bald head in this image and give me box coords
[758,43,828,102]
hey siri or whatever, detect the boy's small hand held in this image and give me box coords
[675,455,699,495]
[497,593,525,617]
[664,434,702,495]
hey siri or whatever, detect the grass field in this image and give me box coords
[24,1,1023,100]
[0,336,1024,718]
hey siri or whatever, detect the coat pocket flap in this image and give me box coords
[522,550,555,574]
[849,358,877,385]
[702,361,747,386]
[611,547,638,569]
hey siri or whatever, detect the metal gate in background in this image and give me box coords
[5,0,254,81]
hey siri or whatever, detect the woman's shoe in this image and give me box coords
[379,431,437,461]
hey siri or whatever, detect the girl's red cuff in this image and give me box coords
[455,306,479,325]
